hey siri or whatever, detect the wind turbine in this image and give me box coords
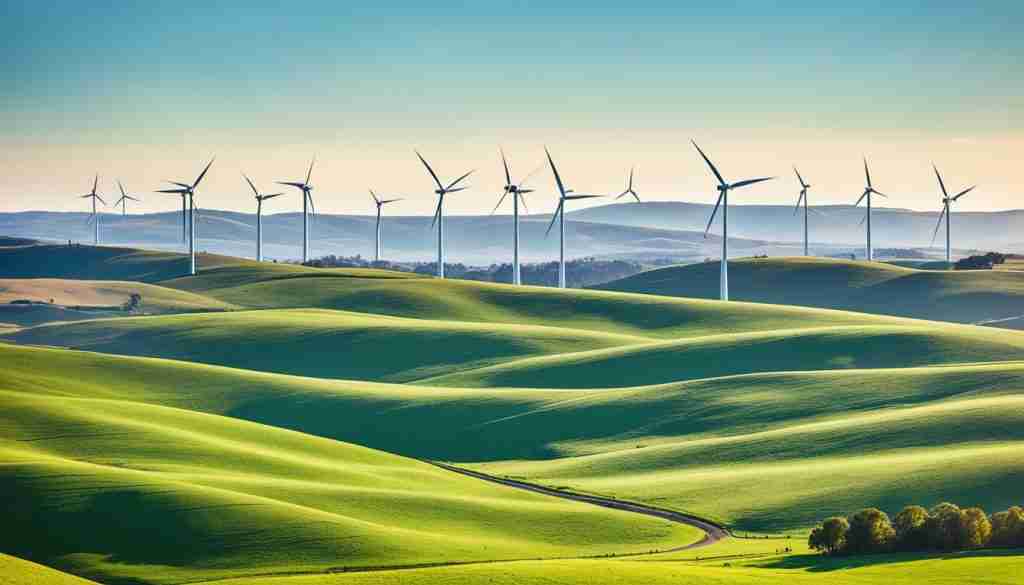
[793,167,812,256]
[693,141,774,301]
[854,158,889,262]
[80,174,106,245]
[244,174,283,262]
[491,148,537,285]
[416,151,473,279]
[615,167,641,202]
[369,189,402,263]
[156,157,215,276]
[113,181,140,216]
[544,148,603,289]
[277,156,317,263]
[930,164,976,264]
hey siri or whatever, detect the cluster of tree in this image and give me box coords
[875,248,929,259]
[954,252,1007,270]
[303,255,644,288]
[809,503,1024,556]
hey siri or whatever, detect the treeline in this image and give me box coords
[302,255,644,287]
[809,503,1024,555]
[954,252,1007,270]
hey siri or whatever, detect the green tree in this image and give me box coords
[809,516,849,555]
[990,506,1024,547]
[845,508,895,554]
[926,502,963,550]
[893,505,930,551]
[958,507,991,549]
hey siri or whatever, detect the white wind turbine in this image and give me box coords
[277,156,317,263]
[615,167,641,202]
[930,164,976,265]
[244,174,284,262]
[416,151,473,279]
[854,158,889,262]
[80,174,106,245]
[693,141,774,301]
[544,147,603,289]
[156,157,215,276]
[113,181,140,217]
[369,190,402,263]
[793,167,812,256]
[491,148,538,285]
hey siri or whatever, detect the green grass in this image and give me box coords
[0,353,698,585]
[0,554,100,585]
[598,256,1024,327]
[184,551,1024,585]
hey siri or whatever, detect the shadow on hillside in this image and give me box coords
[758,548,1023,572]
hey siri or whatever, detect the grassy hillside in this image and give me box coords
[3,343,1022,534]
[0,554,100,585]
[598,257,1024,327]
[4,309,644,382]
[0,350,697,585]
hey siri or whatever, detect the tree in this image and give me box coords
[959,507,991,549]
[893,505,930,551]
[845,508,895,554]
[926,502,963,550]
[990,506,1024,547]
[809,516,849,555]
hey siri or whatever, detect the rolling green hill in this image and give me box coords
[0,347,697,585]
[597,257,1024,327]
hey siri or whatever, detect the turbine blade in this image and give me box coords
[704,192,724,237]
[95,195,106,205]
[305,155,316,185]
[544,147,568,197]
[859,212,867,227]
[730,177,774,189]
[793,166,806,188]
[628,166,634,190]
[932,164,949,198]
[192,157,215,189]
[369,189,380,204]
[518,163,544,189]
[692,140,726,186]
[854,191,868,206]
[263,193,284,199]
[564,194,602,200]
[630,191,641,203]
[930,205,947,247]
[445,186,468,193]
[615,190,630,200]
[243,173,259,196]
[490,192,510,215]
[519,193,529,214]
[953,185,976,200]
[500,147,511,186]
[118,180,126,197]
[307,193,316,216]
[415,150,445,190]
[277,181,306,189]
[92,174,98,194]
[156,188,188,194]
[381,198,402,204]
[871,189,889,198]
[430,198,442,228]
[863,157,872,189]
[794,191,804,215]
[545,200,563,237]
[168,181,192,189]
[446,169,475,190]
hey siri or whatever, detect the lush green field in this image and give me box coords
[1,243,1023,584]
[0,554,100,585]
[598,256,1024,327]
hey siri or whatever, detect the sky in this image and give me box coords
[2,1,1022,216]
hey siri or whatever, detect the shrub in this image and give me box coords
[845,508,895,554]
[893,505,930,551]
[926,502,963,550]
[808,516,848,555]
[959,507,991,549]
[990,506,1024,547]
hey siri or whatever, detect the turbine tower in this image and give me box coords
[544,148,602,289]
[693,141,774,301]
[244,174,283,262]
[491,148,536,285]
[369,189,402,263]
[854,158,889,262]
[930,164,976,265]
[615,167,641,202]
[80,174,105,245]
[157,157,215,276]
[277,157,317,263]
[113,181,140,216]
[416,151,473,279]
[793,167,811,256]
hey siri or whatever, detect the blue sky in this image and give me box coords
[3,1,1022,214]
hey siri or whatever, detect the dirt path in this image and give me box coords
[430,461,729,551]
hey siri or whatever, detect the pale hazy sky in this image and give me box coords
[2,1,1021,216]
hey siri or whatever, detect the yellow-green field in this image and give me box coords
[0,243,1022,584]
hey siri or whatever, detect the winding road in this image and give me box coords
[431,461,729,551]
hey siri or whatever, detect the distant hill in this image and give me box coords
[597,256,1024,327]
